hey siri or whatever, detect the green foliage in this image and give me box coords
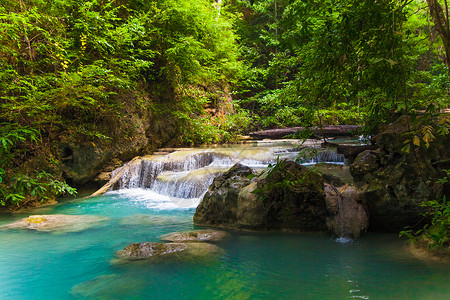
[252,158,292,199]
[252,158,319,200]
[0,0,246,206]
[0,124,76,206]
[0,123,39,161]
[0,0,243,141]
[400,170,450,249]
[230,0,449,131]
[401,112,450,153]
[175,107,254,145]
[3,171,77,206]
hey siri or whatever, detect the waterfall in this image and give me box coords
[316,150,345,163]
[103,142,348,202]
[150,168,225,199]
[325,184,369,239]
[298,149,345,165]
[111,152,217,190]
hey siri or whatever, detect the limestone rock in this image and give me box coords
[93,172,112,184]
[114,242,222,263]
[161,230,229,243]
[1,214,109,233]
[349,116,450,231]
[194,161,329,232]
[349,150,381,184]
[324,184,369,238]
[117,242,186,260]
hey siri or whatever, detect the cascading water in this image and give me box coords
[325,184,369,242]
[150,168,227,199]
[111,152,218,190]
[105,140,348,206]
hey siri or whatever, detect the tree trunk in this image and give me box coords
[248,125,361,139]
[426,0,450,75]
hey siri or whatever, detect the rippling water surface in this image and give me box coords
[0,190,449,300]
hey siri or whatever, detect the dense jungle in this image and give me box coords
[0,0,449,267]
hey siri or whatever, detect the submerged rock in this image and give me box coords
[71,274,146,298]
[161,230,229,243]
[119,214,191,226]
[407,239,450,263]
[114,242,222,263]
[1,214,109,233]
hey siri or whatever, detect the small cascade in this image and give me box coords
[297,149,345,165]
[316,150,345,163]
[325,184,369,239]
[111,152,217,190]
[150,168,226,199]
[103,141,348,204]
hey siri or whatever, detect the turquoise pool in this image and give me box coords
[0,189,449,299]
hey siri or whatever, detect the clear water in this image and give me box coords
[1,190,449,300]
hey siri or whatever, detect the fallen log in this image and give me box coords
[90,157,141,197]
[248,125,360,140]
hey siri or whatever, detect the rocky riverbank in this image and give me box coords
[194,162,369,238]
[194,115,449,260]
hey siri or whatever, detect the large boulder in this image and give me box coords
[350,115,450,231]
[117,242,186,259]
[195,161,366,234]
[193,164,256,228]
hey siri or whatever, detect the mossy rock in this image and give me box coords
[349,116,450,231]
[160,230,229,243]
[26,216,48,224]
[117,242,187,260]
[113,242,223,264]
[194,161,329,232]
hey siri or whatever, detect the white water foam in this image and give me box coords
[108,142,348,208]
[106,189,201,209]
[335,237,353,244]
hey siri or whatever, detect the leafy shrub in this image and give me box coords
[0,124,76,206]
